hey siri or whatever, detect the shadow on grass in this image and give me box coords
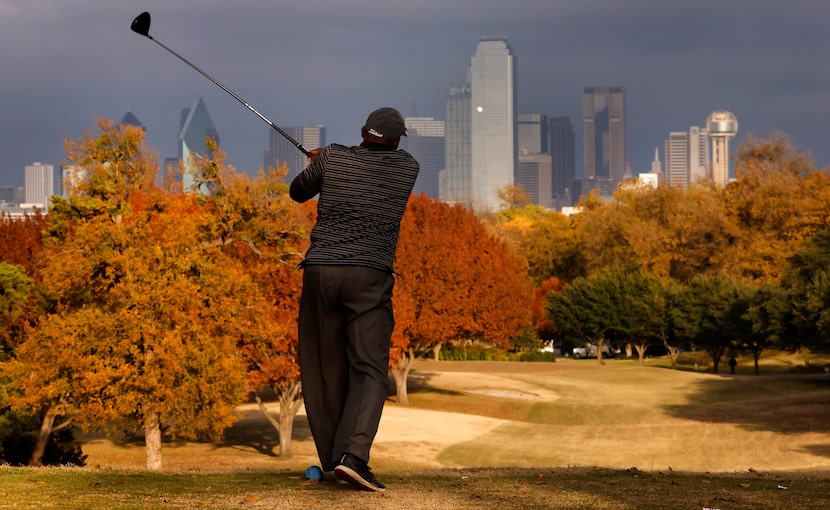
[401,370,464,396]
[661,374,830,439]
[212,409,312,456]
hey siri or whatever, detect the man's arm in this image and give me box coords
[289,147,325,203]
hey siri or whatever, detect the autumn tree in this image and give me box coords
[0,211,47,276]
[576,183,736,282]
[531,276,562,345]
[198,152,312,457]
[3,120,252,469]
[486,204,586,285]
[390,195,533,404]
[722,132,830,282]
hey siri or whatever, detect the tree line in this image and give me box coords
[484,132,830,373]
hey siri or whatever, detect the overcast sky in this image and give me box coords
[2,0,829,188]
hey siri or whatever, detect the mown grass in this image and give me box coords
[2,465,829,509]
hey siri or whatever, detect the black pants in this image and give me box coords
[298,265,394,471]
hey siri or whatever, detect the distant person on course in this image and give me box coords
[289,107,419,492]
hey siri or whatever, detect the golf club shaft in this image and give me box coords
[147,37,312,158]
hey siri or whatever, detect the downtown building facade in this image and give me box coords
[401,117,444,199]
[549,116,575,204]
[442,38,517,211]
[582,86,625,186]
[264,126,326,183]
[664,126,709,189]
[24,162,54,207]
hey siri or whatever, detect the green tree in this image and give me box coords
[0,263,33,357]
[672,273,755,373]
[782,226,830,351]
[744,283,792,375]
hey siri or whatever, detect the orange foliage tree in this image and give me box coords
[3,121,253,469]
[722,132,830,281]
[390,195,533,404]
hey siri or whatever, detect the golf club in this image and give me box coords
[130,11,312,158]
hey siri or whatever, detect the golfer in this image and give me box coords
[289,107,419,492]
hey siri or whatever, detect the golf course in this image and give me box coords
[2,351,830,508]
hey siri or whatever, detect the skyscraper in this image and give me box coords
[401,117,444,198]
[549,116,575,201]
[517,154,553,208]
[469,37,517,211]
[518,114,548,155]
[24,162,54,207]
[441,85,472,205]
[178,97,219,191]
[582,86,625,184]
[264,126,325,182]
[664,126,709,189]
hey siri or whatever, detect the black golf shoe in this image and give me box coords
[334,453,386,492]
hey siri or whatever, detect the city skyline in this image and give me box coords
[2,1,830,189]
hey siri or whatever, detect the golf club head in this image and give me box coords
[131,12,151,37]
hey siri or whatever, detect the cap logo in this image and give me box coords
[368,128,384,138]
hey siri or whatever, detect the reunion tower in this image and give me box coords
[706,111,738,187]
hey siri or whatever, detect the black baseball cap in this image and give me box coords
[364,107,407,139]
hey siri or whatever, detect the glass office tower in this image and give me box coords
[469,37,517,211]
[582,86,625,184]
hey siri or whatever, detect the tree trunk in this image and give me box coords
[29,409,57,467]
[432,343,441,361]
[596,338,605,365]
[278,381,303,457]
[391,350,415,405]
[29,410,74,467]
[144,411,163,471]
[256,381,304,457]
[753,349,762,375]
[634,343,647,366]
[665,342,678,370]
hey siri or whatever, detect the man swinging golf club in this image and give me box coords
[289,107,419,491]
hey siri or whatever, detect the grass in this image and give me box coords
[2,466,829,509]
[3,350,830,508]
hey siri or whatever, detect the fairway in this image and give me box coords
[6,356,830,509]
[77,356,830,474]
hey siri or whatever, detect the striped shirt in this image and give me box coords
[289,143,420,272]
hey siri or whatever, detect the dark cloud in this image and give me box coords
[1,0,828,189]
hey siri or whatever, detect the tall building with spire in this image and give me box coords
[178,97,219,191]
[707,111,738,187]
[582,86,625,184]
